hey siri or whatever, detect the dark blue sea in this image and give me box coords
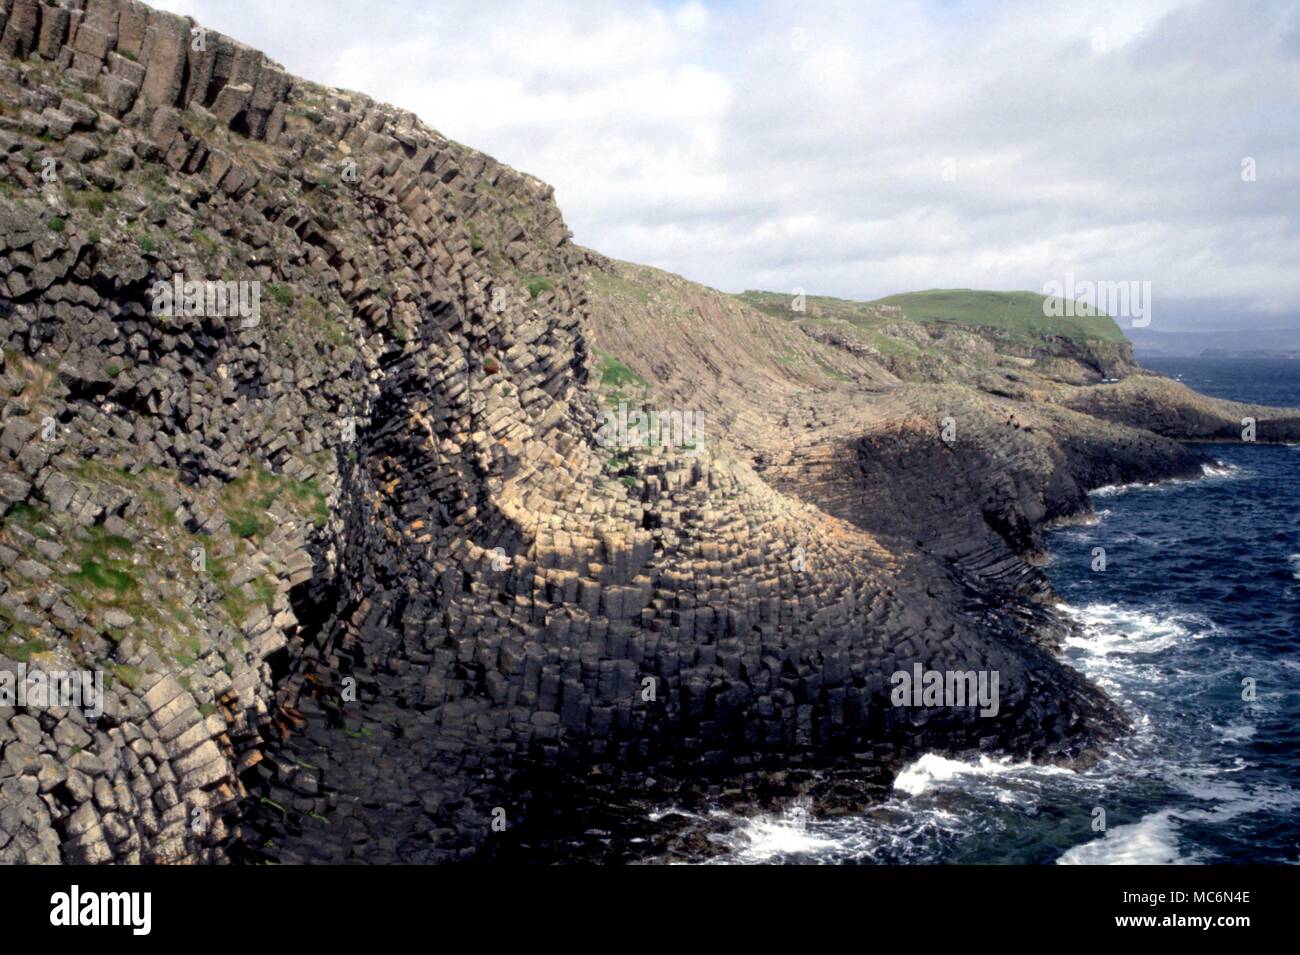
[693,357,1300,864]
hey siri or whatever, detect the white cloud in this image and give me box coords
[155,0,1300,329]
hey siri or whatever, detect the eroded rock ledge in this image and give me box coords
[1,0,1298,864]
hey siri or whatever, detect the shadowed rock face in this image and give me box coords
[1,1,1297,865]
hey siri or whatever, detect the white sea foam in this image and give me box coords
[1057,776,1300,865]
[1210,722,1256,744]
[1091,481,1156,498]
[705,805,838,863]
[892,753,1067,797]
[1091,461,1243,498]
[1055,601,1219,712]
[1289,554,1300,579]
[671,577,1270,866]
[1174,780,1300,823]
[1200,461,1237,478]
[646,806,706,823]
[1056,810,1190,865]
[1059,603,1209,659]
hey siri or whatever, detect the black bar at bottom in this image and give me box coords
[0,863,1289,942]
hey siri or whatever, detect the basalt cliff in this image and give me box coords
[1,0,1298,865]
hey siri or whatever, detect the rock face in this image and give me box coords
[1,0,1298,865]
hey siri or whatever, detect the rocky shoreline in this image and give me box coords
[2,0,1299,865]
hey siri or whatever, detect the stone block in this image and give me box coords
[139,10,187,106]
[0,0,39,58]
[36,5,68,58]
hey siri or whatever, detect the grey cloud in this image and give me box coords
[157,0,1300,330]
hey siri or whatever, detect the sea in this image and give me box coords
[685,357,1300,864]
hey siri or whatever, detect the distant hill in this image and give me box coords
[736,288,1129,347]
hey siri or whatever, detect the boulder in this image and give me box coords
[98,71,139,116]
[210,81,251,126]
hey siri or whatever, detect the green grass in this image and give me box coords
[266,283,294,307]
[8,637,48,662]
[210,558,276,627]
[811,353,852,382]
[220,465,330,539]
[67,529,137,597]
[292,293,350,349]
[871,289,1127,345]
[737,288,1128,346]
[217,574,275,628]
[47,216,64,233]
[69,188,109,215]
[587,269,654,304]
[192,230,217,256]
[226,511,266,539]
[526,276,554,300]
[596,350,647,390]
[4,501,50,533]
[111,663,142,689]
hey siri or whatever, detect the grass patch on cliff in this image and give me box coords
[220,466,330,540]
[812,354,853,382]
[266,283,294,308]
[72,460,181,530]
[3,502,52,538]
[738,288,1128,347]
[587,269,654,304]
[7,637,49,663]
[594,349,651,408]
[61,528,165,633]
[596,350,647,390]
[208,555,277,628]
[67,187,114,215]
[526,275,554,299]
[873,289,1127,345]
[262,286,352,354]
[111,664,142,690]
[67,528,137,597]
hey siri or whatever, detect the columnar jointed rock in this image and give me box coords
[2,0,1299,865]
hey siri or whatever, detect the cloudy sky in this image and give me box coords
[157,0,1300,332]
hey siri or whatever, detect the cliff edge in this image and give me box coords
[1,0,1297,864]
